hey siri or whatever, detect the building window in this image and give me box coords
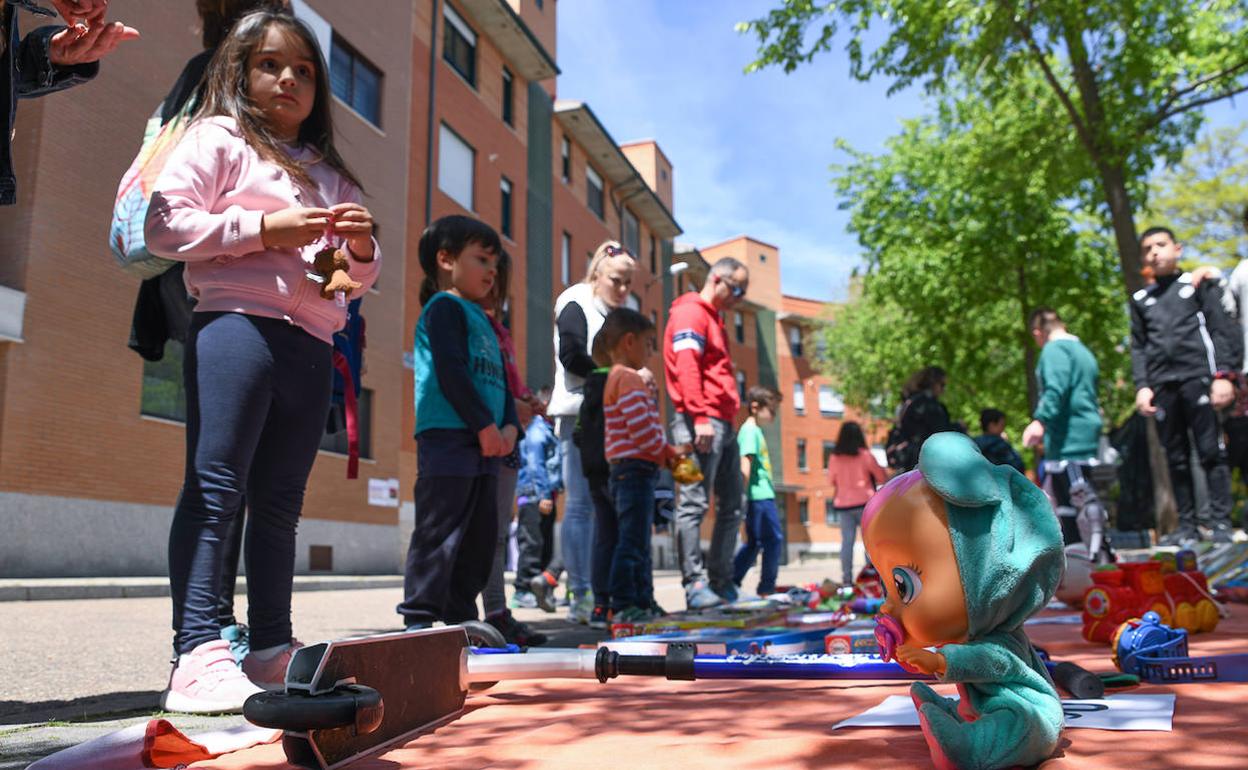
[499,177,513,238]
[561,135,571,183]
[793,381,805,415]
[649,235,657,275]
[330,34,382,127]
[734,311,745,344]
[627,292,642,312]
[321,389,373,459]
[622,208,640,256]
[799,498,809,525]
[797,438,808,472]
[736,370,746,400]
[586,165,605,219]
[561,231,572,286]
[140,341,187,422]
[816,333,828,361]
[535,0,543,8]
[442,3,476,86]
[825,499,840,526]
[823,440,836,470]
[438,123,474,211]
[818,386,845,418]
[789,325,803,358]
[501,67,514,126]
[760,252,767,263]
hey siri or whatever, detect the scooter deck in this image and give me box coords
[281,627,468,770]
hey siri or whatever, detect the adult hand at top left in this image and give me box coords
[48,8,139,67]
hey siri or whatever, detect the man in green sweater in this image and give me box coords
[1022,308,1112,563]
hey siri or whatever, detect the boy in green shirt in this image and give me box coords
[732,387,782,596]
[1022,307,1110,562]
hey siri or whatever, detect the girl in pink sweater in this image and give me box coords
[826,421,887,586]
[144,10,379,714]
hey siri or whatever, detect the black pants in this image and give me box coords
[539,504,555,570]
[1154,378,1232,532]
[589,474,617,608]
[397,473,499,626]
[217,504,245,628]
[1225,415,1248,483]
[514,501,546,590]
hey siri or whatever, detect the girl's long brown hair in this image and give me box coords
[195,10,362,193]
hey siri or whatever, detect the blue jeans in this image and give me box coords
[608,459,658,611]
[589,474,616,608]
[169,313,331,655]
[836,505,866,585]
[732,498,783,595]
[557,417,594,597]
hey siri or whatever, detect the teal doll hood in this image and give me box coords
[917,432,1064,639]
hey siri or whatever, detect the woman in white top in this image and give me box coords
[548,241,636,623]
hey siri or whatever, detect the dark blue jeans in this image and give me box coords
[608,459,658,611]
[169,313,332,655]
[732,498,783,595]
[588,474,616,608]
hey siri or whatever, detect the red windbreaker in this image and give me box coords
[663,292,740,424]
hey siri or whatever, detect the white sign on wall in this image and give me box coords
[368,478,400,508]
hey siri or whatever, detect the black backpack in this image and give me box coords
[573,368,611,478]
[884,397,915,470]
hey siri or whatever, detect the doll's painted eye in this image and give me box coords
[892,566,923,605]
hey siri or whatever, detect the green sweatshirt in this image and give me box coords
[1034,335,1102,461]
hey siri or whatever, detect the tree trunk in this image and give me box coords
[1099,162,1146,294]
[1145,415,1178,535]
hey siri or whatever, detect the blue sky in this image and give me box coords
[555,1,1245,303]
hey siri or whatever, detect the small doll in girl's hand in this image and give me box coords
[310,241,360,299]
[863,431,1065,770]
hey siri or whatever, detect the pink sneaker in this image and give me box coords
[242,639,304,691]
[159,639,264,714]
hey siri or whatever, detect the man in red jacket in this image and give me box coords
[664,257,750,609]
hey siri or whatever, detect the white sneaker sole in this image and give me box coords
[159,688,257,714]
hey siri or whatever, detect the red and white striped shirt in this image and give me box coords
[604,365,675,466]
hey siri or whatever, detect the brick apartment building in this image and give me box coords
[0,0,858,578]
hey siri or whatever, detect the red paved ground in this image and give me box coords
[197,612,1248,770]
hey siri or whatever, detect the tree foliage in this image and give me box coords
[1147,121,1248,269]
[740,0,1248,293]
[816,96,1134,442]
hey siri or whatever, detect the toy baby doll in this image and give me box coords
[863,432,1065,770]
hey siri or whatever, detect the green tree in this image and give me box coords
[740,0,1248,294]
[1147,122,1248,269]
[817,98,1133,444]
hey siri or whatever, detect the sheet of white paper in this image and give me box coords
[368,478,400,507]
[1024,614,1084,625]
[832,693,1175,732]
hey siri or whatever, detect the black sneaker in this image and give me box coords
[487,611,547,647]
[588,605,613,629]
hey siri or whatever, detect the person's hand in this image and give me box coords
[501,424,518,455]
[330,203,375,260]
[261,207,334,250]
[48,15,139,67]
[477,424,506,457]
[538,498,554,515]
[693,420,714,453]
[1022,419,1045,448]
[527,395,546,418]
[895,645,946,677]
[1212,378,1235,409]
[638,366,658,398]
[1135,387,1157,417]
[672,442,693,457]
[516,397,533,428]
[1190,265,1223,287]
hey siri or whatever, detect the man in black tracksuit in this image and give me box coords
[1132,226,1243,545]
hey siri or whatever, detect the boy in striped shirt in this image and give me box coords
[600,309,691,622]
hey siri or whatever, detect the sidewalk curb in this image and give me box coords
[0,575,405,602]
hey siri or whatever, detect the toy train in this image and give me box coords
[1081,551,1219,643]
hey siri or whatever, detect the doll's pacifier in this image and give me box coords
[874,613,904,663]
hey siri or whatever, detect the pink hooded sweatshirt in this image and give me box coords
[144,116,380,344]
